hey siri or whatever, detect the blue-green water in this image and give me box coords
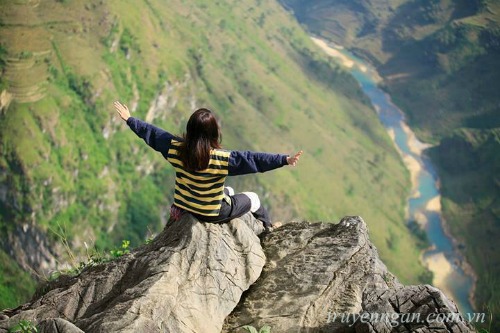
[338,48,475,315]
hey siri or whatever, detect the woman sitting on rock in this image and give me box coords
[114,101,302,231]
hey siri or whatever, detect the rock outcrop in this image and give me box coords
[0,215,474,333]
[0,213,266,333]
[223,216,474,332]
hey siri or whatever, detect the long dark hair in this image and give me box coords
[179,108,221,171]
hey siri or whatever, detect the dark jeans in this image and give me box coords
[193,189,272,227]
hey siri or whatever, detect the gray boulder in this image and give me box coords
[223,216,474,333]
[0,213,266,333]
[355,284,473,332]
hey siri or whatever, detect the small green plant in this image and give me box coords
[73,251,109,274]
[18,51,33,59]
[8,319,38,333]
[144,226,156,244]
[47,270,61,281]
[49,222,78,269]
[242,325,271,333]
[47,225,131,279]
[110,240,130,258]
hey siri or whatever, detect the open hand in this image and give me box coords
[114,101,130,121]
[287,150,303,167]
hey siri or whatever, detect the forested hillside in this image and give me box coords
[0,0,427,309]
[280,0,500,328]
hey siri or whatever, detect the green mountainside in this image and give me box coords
[280,0,500,327]
[0,0,428,309]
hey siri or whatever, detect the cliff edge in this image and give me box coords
[0,215,474,332]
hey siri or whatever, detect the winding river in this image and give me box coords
[312,37,475,315]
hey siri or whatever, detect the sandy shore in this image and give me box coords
[414,210,429,227]
[387,128,421,196]
[425,252,454,299]
[311,37,355,68]
[400,121,432,156]
[426,195,442,212]
[403,155,422,197]
[387,127,396,142]
[311,37,370,73]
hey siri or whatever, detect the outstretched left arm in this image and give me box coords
[114,101,175,154]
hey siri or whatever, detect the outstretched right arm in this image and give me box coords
[114,101,175,154]
[228,150,303,176]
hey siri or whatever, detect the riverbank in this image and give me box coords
[311,37,381,82]
[387,128,421,198]
[400,122,477,311]
[439,214,479,311]
[399,122,462,297]
[311,37,356,68]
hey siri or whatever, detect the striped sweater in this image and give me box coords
[126,117,288,216]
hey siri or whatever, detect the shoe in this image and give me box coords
[264,222,283,233]
[272,222,283,229]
